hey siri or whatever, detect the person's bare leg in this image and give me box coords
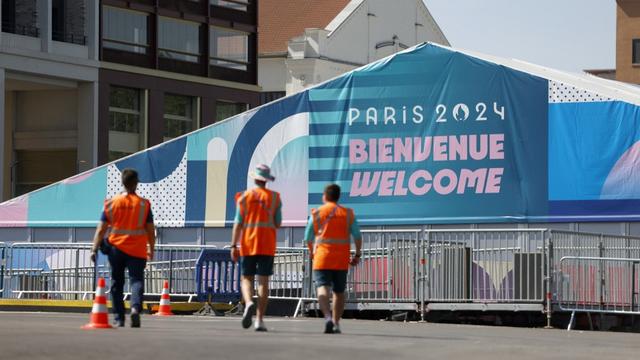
[332,292,345,325]
[241,275,256,329]
[241,275,255,305]
[317,286,331,320]
[256,275,270,321]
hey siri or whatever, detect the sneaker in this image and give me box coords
[113,318,125,327]
[324,320,334,334]
[242,302,255,329]
[255,320,267,332]
[333,324,341,334]
[130,312,141,328]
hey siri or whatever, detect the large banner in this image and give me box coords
[1,43,640,227]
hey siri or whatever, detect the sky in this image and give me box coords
[424,0,616,73]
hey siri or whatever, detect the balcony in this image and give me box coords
[1,21,39,38]
[52,31,86,46]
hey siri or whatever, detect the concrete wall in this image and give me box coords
[257,57,288,92]
[616,0,640,83]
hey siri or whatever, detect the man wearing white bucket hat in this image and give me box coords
[230,164,282,331]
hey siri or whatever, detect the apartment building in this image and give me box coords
[0,0,259,201]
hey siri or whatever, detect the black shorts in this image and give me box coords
[313,270,348,293]
[240,255,274,276]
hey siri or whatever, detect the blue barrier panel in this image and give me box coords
[195,249,241,303]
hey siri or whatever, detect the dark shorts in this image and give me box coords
[240,255,274,276]
[313,270,348,293]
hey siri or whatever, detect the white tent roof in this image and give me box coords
[430,43,640,106]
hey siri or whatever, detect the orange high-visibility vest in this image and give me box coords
[237,188,280,256]
[105,193,151,259]
[312,203,353,270]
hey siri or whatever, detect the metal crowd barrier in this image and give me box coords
[0,242,6,295]
[3,243,217,301]
[557,256,640,330]
[423,229,547,305]
[349,230,420,305]
[4,229,640,326]
[270,247,309,299]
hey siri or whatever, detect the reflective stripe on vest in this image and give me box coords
[111,228,147,236]
[314,205,350,244]
[315,238,350,245]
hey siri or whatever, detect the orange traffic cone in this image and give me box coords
[82,277,113,329]
[155,280,174,316]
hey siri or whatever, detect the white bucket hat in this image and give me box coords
[250,164,276,182]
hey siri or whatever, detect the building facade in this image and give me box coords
[617,0,640,83]
[0,0,259,201]
[98,0,259,164]
[1,0,100,201]
[258,0,449,99]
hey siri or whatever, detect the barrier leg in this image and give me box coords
[293,298,303,318]
[567,311,575,331]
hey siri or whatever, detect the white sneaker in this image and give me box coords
[242,302,255,329]
[255,319,267,332]
[333,324,341,334]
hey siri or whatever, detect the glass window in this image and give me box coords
[216,101,247,122]
[158,17,201,63]
[210,0,248,11]
[1,0,39,38]
[108,87,146,162]
[164,94,199,141]
[633,39,640,65]
[103,6,148,54]
[210,27,249,71]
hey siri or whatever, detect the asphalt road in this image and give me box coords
[0,312,638,360]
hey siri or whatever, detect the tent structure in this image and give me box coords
[2,42,640,228]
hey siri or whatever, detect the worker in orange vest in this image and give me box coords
[90,168,156,328]
[230,164,282,332]
[305,184,362,334]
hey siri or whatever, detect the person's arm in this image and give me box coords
[274,195,282,228]
[349,214,363,266]
[230,223,243,262]
[90,222,108,263]
[230,198,244,262]
[146,222,156,261]
[303,215,315,259]
[145,208,155,261]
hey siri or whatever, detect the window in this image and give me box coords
[103,6,148,54]
[210,0,249,11]
[216,101,247,122]
[633,39,640,65]
[108,87,146,162]
[164,94,199,141]
[2,0,39,38]
[210,27,249,70]
[159,17,201,63]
